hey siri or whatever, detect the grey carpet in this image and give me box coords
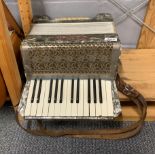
[0,105,155,154]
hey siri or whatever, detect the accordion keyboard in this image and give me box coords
[24,78,114,119]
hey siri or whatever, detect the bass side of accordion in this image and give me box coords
[18,13,122,120]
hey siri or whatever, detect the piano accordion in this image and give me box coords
[18,13,121,120]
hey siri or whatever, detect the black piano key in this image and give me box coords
[54,79,58,103]
[88,79,91,103]
[93,79,97,103]
[71,79,74,103]
[76,79,80,103]
[99,79,103,103]
[31,79,37,103]
[37,79,42,103]
[48,79,53,103]
[59,79,64,103]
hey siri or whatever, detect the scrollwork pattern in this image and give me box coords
[22,38,114,75]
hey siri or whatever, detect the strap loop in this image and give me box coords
[15,74,147,139]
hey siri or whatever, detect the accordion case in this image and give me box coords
[18,13,121,120]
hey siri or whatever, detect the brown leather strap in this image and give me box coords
[16,74,147,139]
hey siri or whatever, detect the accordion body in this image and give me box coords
[18,13,121,120]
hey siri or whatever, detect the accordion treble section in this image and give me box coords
[18,13,122,120]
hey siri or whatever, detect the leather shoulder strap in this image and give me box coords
[15,74,147,139]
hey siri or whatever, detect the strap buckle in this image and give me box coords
[122,84,139,98]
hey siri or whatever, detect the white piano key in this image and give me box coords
[48,79,56,117]
[25,80,34,117]
[42,80,50,117]
[95,79,102,117]
[89,79,96,116]
[36,80,46,116]
[60,80,67,116]
[30,79,40,116]
[101,80,108,116]
[72,79,77,117]
[83,80,89,116]
[66,80,72,117]
[106,81,113,117]
[54,79,61,116]
[77,80,83,116]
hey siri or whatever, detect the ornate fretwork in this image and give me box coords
[21,34,120,79]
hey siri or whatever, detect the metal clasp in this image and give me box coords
[123,85,139,98]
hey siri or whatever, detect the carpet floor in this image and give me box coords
[0,105,155,154]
